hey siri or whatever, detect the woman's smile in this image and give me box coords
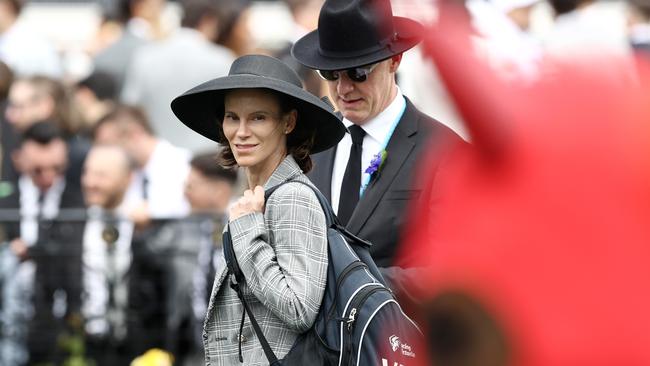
[234,143,259,152]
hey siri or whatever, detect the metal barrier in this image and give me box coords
[0,212,225,366]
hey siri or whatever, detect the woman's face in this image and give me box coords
[222,89,296,172]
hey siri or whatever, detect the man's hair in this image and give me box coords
[213,0,251,46]
[180,0,219,29]
[191,151,238,186]
[549,0,590,15]
[78,71,118,101]
[1,0,23,16]
[630,0,650,19]
[19,121,65,147]
[0,61,13,100]
[92,104,154,140]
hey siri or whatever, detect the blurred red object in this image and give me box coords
[399,3,650,365]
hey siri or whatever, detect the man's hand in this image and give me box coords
[229,186,265,221]
[10,238,28,261]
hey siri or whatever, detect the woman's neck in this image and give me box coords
[245,154,287,189]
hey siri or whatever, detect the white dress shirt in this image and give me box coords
[331,88,406,213]
[18,175,65,246]
[82,205,134,338]
[123,140,191,219]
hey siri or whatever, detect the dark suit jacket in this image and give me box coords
[308,98,463,289]
[0,177,85,314]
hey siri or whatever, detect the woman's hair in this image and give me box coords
[217,89,316,173]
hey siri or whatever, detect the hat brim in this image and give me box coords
[171,74,346,154]
[292,17,423,70]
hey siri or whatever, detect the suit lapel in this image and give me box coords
[346,101,419,234]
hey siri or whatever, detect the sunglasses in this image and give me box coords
[317,63,379,83]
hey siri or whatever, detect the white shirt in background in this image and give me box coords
[82,205,133,339]
[124,139,191,219]
[18,175,65,246]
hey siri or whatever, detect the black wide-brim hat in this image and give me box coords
[292,0,424,71]
[171,54,346,154]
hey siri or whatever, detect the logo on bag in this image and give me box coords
[388,334,416,358]
[389,335,400,352]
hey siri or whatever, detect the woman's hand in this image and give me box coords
[229,186,265,221]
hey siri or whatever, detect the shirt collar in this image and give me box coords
[343,86,405,145]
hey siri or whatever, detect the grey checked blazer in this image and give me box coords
[203,156,328,365]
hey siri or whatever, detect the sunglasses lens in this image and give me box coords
[347,68,368,82]
[319,64,376,82]
[318,70,339,81]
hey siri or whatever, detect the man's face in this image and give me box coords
[5,81,54,131]
[325,57,399,124]
[184,168,232,213]
[16,140,67,192]
[82,147,132,209]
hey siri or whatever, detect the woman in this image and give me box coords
[171,54,345,365]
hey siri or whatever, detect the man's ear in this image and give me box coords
[284,109,298,134]
[390,53,403,73]
[11,150,24,173]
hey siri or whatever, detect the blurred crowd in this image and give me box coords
[0,0,649,364]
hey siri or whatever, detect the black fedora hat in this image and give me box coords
[291,0,424,71]
[171,54,346,154]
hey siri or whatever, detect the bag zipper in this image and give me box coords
[327,261,367,320]
[343,284,387,366]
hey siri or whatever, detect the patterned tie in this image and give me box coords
[338,125,366,225]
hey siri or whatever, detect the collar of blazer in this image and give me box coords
[263,155,304,191]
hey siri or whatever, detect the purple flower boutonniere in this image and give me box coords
[365,150,387,178]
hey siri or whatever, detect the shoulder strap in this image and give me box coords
[266,180,388,287]
[265,180,372,248]
[222,227,282,365]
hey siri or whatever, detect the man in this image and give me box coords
[3,76,89,186]
[73,71,118,129]
[80,144,135,365]
[292,0,463,292]
[121,0,235,152]
[94,0,167,92]
[147,152,237,363]
[0,121,84,365]
[92,104,190,225]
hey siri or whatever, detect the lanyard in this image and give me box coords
[359,99,406,196]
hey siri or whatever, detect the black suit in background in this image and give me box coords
[308,98,463,293]
[0,106,20,185]
[0,178,85,364]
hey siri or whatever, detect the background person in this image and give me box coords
[92,104,190,225]
[80,144,135,366]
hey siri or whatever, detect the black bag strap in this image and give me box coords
[264,180,373,248]
[266,180,388,287]
[223,228,282,366]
